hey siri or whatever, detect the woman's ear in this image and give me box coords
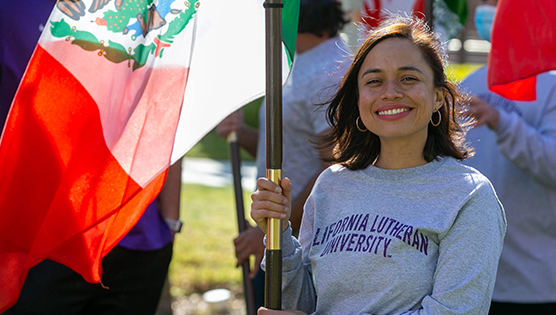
[434,87,445,111]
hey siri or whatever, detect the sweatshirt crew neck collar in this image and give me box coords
[362,157,447,181]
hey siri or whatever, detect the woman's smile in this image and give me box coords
[375,104,412,121]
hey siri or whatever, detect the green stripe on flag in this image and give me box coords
[282,0,299,67]
[433,0,468,40]
[440,0,468,26]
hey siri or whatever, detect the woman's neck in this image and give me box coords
[374,138,428,170]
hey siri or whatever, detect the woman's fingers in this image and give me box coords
[250,177,293,233]
[252,191,288,209]
[254,177,282,193]
[281,177,292,201]
[251,201,288,220]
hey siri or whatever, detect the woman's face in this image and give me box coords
[357,37,443,146]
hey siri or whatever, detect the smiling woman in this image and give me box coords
[358,37,442,166]
[250,15,507,315]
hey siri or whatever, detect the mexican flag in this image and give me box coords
[0,0,198,311]
[360,0,468,42]
[488,0,556,101]
[0,0,298,311]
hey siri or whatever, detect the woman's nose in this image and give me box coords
[381,80,402,100]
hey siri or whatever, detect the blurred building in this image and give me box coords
[447,0,489,64]
[339,0,489,64]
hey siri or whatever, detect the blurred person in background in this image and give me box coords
[461,0,556,313]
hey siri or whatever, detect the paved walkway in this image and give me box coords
[181,157,257,192]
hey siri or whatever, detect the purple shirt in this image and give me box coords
[118,199,173,251]
[0,0,57,130]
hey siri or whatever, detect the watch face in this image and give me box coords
[175,221,183,233]
[165,219,182,233]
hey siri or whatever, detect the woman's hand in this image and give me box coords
[251,177,292,234]
[257,307,307,315]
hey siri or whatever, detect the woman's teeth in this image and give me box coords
[377,108,409,115]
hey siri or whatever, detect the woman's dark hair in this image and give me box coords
[298,1,348,37]
[322,15,472,170]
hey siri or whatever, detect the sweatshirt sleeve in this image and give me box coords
[279,195,318,314]
[493,90,556,189]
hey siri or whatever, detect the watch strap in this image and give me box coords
[164,218,182,233]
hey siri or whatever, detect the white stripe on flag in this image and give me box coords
[171,0,290,163]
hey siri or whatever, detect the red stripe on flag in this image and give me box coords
[488,0,556,101]
[489,76,537,102]
[0,45,166,312]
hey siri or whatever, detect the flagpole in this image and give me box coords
[264,0,283,310]
[425,0,433,30]
[227,131,257,315]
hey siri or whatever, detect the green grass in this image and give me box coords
[446,63,484,83]
[169,184,254,297]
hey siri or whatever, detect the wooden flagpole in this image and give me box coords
[425,0,434,29]
[227,131,256,315]
[263,0,283,310]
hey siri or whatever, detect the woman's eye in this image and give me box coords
[366,79,381,85]
[402,76,418,82]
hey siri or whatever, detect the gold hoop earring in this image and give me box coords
[430,111,441,127]
[356,116,368,132]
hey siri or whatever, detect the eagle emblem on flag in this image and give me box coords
[51,0,199,70]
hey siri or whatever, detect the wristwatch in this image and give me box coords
[164,218,183,233]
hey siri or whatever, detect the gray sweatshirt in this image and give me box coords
[264,157,506,314]
[461,67,556,303]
